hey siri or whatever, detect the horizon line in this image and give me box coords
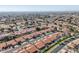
[0,11,79,12]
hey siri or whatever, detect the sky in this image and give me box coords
[0,5,79,12]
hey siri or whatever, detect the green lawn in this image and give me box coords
[42,35,70,53]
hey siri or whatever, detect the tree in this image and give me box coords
[36,27,41,31]
[0,28,4,32]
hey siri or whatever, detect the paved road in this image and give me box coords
[2,33,79,53]
[2,32,53,53]
[1,42,28,53]
[51,36,78,53]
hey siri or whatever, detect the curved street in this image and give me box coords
[46,34,79,53]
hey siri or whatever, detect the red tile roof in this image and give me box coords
[7,40,17,45]
[0,43,6,49]
[34,40,45,49]
[15,37,24,42]
[42,36,52,44]
[49,34,56,41]
[25,44,38,53]
[22,34,28,39]
[19,48,28,53]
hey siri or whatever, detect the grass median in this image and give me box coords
[42,35,70,53]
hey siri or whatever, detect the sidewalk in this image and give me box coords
[45,36,72,53]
